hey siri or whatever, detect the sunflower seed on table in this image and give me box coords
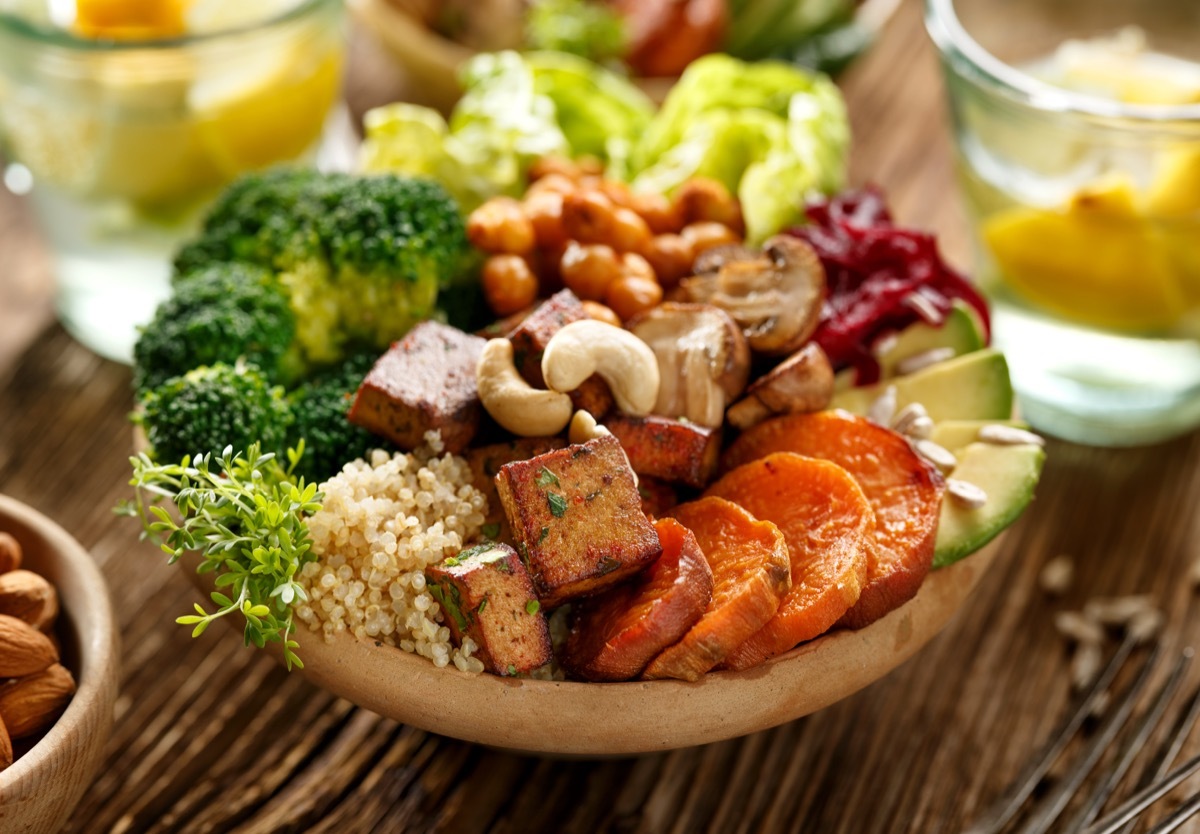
[1055,611,1106,645]
[868,385,897,426]
[895,347,957,376]
[947,478,987,509]
[1128,609,1164,645]
[1084,596,1156,627]
[978,424,1045,447]
[1071,641,1105,692]
[914,439,957,473]
[1039,556,1075,596]
[1089,688,1112,718]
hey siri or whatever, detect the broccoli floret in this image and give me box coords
[133,263,300,395]
[286,352,386,483]
[141,363,292,465]
[173,169,471,367]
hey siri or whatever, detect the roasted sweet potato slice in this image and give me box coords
[722,412,944,629]
[563,518,714,682]
[642,498,790,681]
[706,453,872,670]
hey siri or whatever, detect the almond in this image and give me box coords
[0,570,58,630]
[0,532,21,575]
[0,713,11,771]
[0,614,58,678]
[0,664,76,739]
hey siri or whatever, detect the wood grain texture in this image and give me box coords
[1,1,1199,830]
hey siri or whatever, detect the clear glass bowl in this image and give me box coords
[0,0,346,363]
[926,0,1200,446]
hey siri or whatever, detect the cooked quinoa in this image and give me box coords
[295,433,489,673]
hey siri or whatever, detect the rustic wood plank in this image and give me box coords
[1,1,1199,831]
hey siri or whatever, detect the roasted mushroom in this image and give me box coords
[726,343,835,430]
[627,302,750,428]
[681,236,825,356]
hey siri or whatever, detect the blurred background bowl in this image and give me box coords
[0,495,119,834]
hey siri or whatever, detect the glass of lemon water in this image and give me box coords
[926,0,1200,446]
[0,0,347,362]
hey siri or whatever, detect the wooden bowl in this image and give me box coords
[186,535,999,756]
[0,496,120,833]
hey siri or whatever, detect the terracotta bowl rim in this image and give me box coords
[0,494,119,787]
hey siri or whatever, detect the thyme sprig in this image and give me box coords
[117,442,322,670]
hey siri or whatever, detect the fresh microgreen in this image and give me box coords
[116,442,321,670]
[535,466,560,488]
[481,522,501,539]
[525,600,541,615]
[547,492,568,517]
[538,526,549,544]
[506,664,518,676]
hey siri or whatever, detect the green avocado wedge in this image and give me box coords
[933,441,1045,567]
[831,348,1014,423]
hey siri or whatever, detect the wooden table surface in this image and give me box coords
[4,2,1200,831]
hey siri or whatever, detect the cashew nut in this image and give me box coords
[477,339,573,437]
[540,320,660,416]
[568,409,612,445]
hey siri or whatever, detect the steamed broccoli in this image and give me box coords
[133,263,300,394]
[141,363,292,466]
[286,352,385,483]
[172,169,471,365]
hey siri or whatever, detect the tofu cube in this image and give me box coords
[425,543,552,676]
[604,415,721,489]
[348,322,485,454]
[507,289,614,419]
[465,437,567,543]
[495,434,661,607]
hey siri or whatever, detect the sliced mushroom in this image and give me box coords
[680,236,825,356]
[627,302,750,429]
[726,342,835,430]
[692,243,757,276]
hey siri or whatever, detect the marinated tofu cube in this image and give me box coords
[604,415,721,489]
[496,434,662,607]
[508,289,615,419]
[465,437,567,543]
[348,322,485,454]
[425,543,551,676]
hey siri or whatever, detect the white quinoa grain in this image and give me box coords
[295,434,487,672]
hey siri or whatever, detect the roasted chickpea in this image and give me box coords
[562,190,617,244]
[606,275,664,321]
[631,191,683,234]
[681,221,741,254]
[482,255,539,316]
[523,190,569,250]
[528,155,581,182]
[621,252,657,285]
[526,172,578,198]
[560,241,622,301]
[468,197,536,255]
[643,233,695,290]
[597,179,635,209]
[609,207,653,254]
[581,300,623,327]
[673,177,745,235]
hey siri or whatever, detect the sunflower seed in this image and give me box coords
[1039,555,1075,596]
[1090,689,1111,718]
[978,424,1045,447]
[1084,595,1155,626]
[1071,641,1104,692]
[891,402,927,433]
[871,332,899,358]
[947,478,987,508]
[868,385,897,427]
[906,415,935,440]
[915,439,957,474]
[904,291,943,323]
[896,347,957,376]
[1128,609,1164,645]
[1055,611,1105,645]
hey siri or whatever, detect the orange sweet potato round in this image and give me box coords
[722,411,945,629]
[562,518,714,682]
[642,498,790,681]
[706,453,873,670]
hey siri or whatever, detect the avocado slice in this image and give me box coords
[933,441,1045,567]
[831,349,1014,423]
[929,419,1030,454]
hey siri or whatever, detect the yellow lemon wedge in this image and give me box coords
[191,47,342,178]
[74,0,190,40]
[983,175,1189,332]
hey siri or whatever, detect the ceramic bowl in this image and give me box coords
[187,535,999,756]
[0,495,119,833]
